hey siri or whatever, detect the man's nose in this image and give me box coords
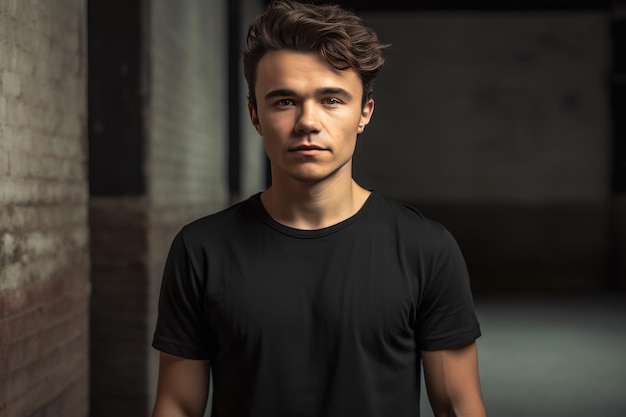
[295,101,321,134]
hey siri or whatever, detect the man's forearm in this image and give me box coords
[152,399,207,417]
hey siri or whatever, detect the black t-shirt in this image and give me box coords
[152,191,481,417]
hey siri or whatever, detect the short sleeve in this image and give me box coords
[415,227,481,351]
[152,230,211,359]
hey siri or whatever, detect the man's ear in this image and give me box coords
[248,101,263,136]
[357,98,375,134]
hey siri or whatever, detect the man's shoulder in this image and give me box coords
[374,192,447,233]
[178,194,260,243]
[370,192,459,257]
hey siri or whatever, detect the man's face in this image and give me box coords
[249,50,374,185]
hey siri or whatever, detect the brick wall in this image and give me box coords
[0,1,89,416]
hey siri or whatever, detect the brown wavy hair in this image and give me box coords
[243,0,388,109]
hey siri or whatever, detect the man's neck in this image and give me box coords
[260,178,371,230]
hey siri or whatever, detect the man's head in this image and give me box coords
[243,0,387,110]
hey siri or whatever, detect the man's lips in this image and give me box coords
[289,145,327,153]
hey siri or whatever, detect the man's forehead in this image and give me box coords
[255,50,361,92]
[257,50,345,74]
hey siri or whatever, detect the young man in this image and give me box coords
[151,1,486,416]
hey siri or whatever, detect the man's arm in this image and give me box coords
[152,352,210,417]
[421,341,487,417]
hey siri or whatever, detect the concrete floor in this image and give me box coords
[420,292,626,417]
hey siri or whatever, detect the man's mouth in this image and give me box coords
[289,145,327,154]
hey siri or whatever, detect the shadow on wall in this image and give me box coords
[352,11,617,292]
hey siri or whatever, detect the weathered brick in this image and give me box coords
[3,332,87,416]
[0,0,88,415]
[0,146,8,176]
[0,204,87,233]
[1,70,21,97]
[0,95,7,119]
[6,311,87,379]
[0,178,88,205]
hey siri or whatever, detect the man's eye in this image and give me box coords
[323,97,341,105]
[277,99,295,106]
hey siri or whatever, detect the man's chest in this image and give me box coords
[202,229,421,361]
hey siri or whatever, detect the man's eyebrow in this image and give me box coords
[264,89,296,101]
[316,87,353,100]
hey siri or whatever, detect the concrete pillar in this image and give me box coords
[88,0,228,415]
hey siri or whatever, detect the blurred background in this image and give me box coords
[0,0,624,416]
